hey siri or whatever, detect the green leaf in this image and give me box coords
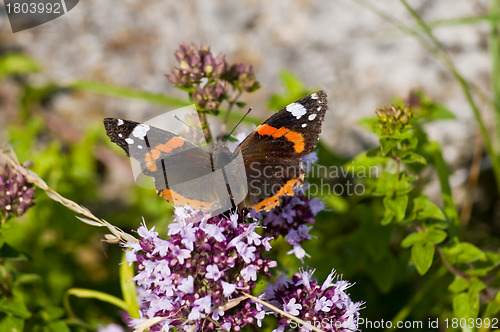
[0,53,41,78]
[0,297,31,319]
[453,292,479,319]
[0,243,28,261]
[401,231,426,248]
[71,80,189,108]
[485,291,500,316]
[427,229,447,244]
[380,210,394,226]
[426,103,456,121]
[412,196,446,221]
[468,277,486,293]
[448,277,469,293]
[357,116,378,131]
[401,151,427,165]
[43,306,65,320]
[0,315,24,332]
[120,252,140,319]
[379,138,398,156]
[383,195,408,222]
[267,70,316,110]
[395,178,414,195]
[448,243,486,264]
[373,173,398,197]
[66,288,128,312]
[367,252,396,293]
[323,195,349,213]
[411,242,434,275]
[47,321,71,332]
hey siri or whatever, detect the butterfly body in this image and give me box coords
[104,90,327,215]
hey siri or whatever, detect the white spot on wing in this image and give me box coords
[286,103,307,119]
[317,107,321,111]
[302,123,307,128]
[138,145,143,149]
[117,119,124,126]
[310,93,318,99]
[125,138,134,144]
[118,133,123,138]
[308,114,317,121]
[132,124,150,140]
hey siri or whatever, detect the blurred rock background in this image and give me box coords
[0,0,494,206]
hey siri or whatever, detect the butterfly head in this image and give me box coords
[212,140,233,170]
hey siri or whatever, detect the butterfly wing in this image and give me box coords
[104,118,230,211]
[235,90,327,211]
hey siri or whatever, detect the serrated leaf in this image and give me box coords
[411,242,434,275]
[453,292,479,319]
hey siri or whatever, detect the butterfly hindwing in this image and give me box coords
[104,118,222,209]
[236,90,327,211]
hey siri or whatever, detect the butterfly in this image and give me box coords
[104,90,327,216]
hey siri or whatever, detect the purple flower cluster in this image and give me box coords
[252,153,325,260]
[265,269,362,332]
[125,207,276,331]
[225,63,260,93]
[256,187,324,261]
[166,44,227,86]
[166,44,260,111]
[0,164,35,218]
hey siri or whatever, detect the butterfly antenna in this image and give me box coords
[174,115,204,135]
[225,107,252,141]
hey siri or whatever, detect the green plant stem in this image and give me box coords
[427,141,461,240]
[197,111,213,144]
[400,0,500,195]
[490,0,500,143]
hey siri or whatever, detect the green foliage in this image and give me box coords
[2,31,500,331]
[309,86,499,327]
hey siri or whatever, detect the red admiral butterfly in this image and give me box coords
[104,90,327,215]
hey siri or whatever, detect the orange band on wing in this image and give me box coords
[144,137,187,172]
[157,188,217,210]
[256,124,305,153]
[251,177,303,212]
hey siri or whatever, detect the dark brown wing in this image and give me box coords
[104,118,229,211]
[235,91,327,211]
